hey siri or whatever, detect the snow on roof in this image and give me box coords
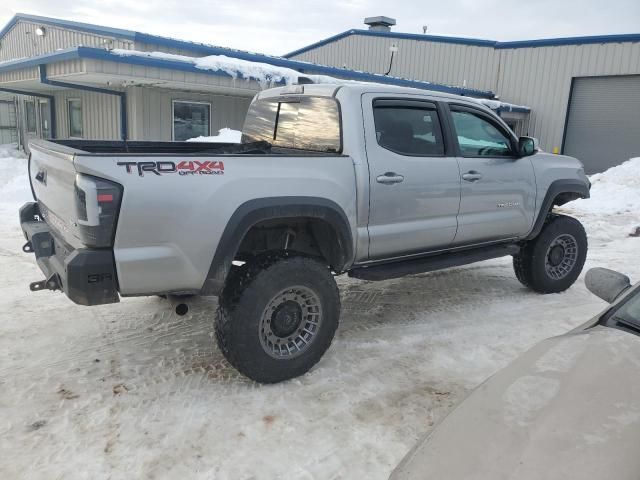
[111,49,513,102]
[112,49,351,88]
[475,98,531,113]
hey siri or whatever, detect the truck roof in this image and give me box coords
[256,83,491,111]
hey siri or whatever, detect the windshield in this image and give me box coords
[241,96,342,153]
[609,286,640,332]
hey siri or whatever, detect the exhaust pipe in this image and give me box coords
[167,295,190,316]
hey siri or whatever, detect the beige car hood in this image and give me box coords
[391,326,640,480]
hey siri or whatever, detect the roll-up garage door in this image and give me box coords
[563,75,640,174]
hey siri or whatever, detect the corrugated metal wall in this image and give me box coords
[0,67,39,84]
[0,20,133,62]
[292,35,500,92]
[52,89,122,140]
[128,86,251,140]
[290,33,640,152]
[87,58,263,94]
[497,42,640,151]
[11,86,251,145]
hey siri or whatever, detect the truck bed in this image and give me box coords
[53,139,272,155]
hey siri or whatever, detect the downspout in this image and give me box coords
[0,87,57,139]
[39,64,128,140]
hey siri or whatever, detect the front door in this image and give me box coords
[363,94,461,260]
[448,105,536,245]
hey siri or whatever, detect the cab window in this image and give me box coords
[373,101,445,156]
[450,109,513,157]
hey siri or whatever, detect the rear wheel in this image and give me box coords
[513,214,587,293]
[215,254,340,383]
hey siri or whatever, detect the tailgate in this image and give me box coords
[28,139,83,247]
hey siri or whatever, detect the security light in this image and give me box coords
[35,26,46,37]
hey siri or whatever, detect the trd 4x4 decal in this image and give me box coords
[117,160,224,177]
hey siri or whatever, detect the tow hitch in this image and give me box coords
[29,274,61,292]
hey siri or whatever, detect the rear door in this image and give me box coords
[447,104,536,245]
[363,94,461,260]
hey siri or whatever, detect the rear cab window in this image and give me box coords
[242,96,342,153]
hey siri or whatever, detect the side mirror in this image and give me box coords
[585,268,631,303]
[518,136,539,157]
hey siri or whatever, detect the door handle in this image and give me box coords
[462,171,483,182]
[376,172,405,184]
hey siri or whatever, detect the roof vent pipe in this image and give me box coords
[364,16,396,32]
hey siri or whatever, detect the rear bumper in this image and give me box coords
[20,202,119,306]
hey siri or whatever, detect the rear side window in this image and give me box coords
[373,102,445,156]
[242,97,341,153]
[450,109,513,157]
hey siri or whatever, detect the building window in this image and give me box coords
[373,101,445,156]
[67,99,83,138]
[450,109,513,157]
[39,100,51,138]
[172,101,211,141]
[25,100,37,134]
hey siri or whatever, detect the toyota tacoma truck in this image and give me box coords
[20,83,590,383]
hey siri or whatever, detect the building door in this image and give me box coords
[563,75,640,174]
[363,94,461,260]
[0,98,18,144]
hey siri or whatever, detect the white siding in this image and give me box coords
[0,66,39,84]
[127,86,251,141]
[53,89,122,140]
[85,58,264,95]
[0,20,133,62]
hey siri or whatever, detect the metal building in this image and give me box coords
[287,18,640,173]
[0,14,497,153]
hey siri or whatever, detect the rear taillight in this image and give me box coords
[74,174,122,247]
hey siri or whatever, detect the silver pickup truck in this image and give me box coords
[20,83,591,383]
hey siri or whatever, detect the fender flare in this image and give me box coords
[526,179,590,240]
[201,197,354,295]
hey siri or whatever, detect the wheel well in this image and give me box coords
[552,191,584,207]
[236,217,348,272]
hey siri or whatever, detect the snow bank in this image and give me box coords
[0,144,29,202]
[0,144,31,236]
[563,157,640,241]
[568,158,640,216]
[187,128,241,143]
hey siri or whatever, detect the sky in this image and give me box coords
[1,0,639,56]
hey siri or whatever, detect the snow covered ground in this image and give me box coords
[187,128,242,143]
[0,143,638,479]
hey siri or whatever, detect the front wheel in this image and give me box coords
[513,214,587,293]
[215,255,340,383]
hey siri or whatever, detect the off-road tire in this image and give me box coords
[513,214,587,293]
[215,254,340,383]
